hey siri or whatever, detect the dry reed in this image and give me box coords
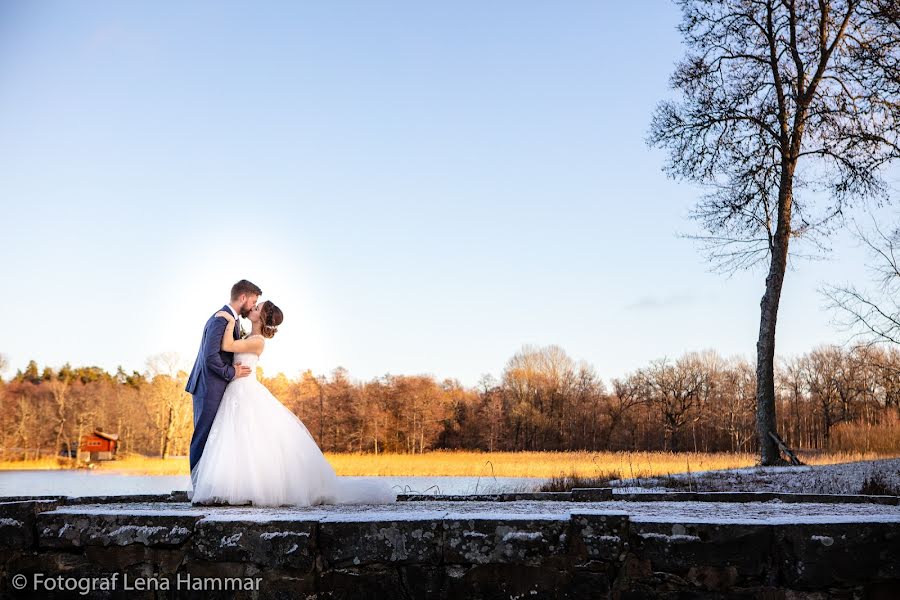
[1,449,894,478]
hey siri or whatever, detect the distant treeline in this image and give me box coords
[1,343,898,460]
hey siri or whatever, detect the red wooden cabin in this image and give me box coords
[79,430,119,461]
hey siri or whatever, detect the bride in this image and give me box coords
[190,300,397,506]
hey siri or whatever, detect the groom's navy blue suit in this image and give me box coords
[187,305,241,477]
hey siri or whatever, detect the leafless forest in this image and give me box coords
[1,343,897,460]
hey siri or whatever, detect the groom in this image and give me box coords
[186,279,262,486]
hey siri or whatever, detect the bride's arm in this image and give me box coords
[214,311,265,354]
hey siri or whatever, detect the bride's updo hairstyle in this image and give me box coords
[260,300,284,339]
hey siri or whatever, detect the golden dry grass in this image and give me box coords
[0,455,190,475]
[0,456,69,471]
[324,449,897,478]
[0,449,895,478]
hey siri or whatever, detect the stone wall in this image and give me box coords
[1,493,899,599]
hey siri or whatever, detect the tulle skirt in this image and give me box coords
[191,377,397,507]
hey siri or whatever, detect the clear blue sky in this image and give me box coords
[0,1,893,385]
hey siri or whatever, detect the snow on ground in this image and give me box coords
[610,457,900,495]
[0,473,542,498]
[18,458,900,525]
[45,498,900,524]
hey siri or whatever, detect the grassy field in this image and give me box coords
[0,449,895,479]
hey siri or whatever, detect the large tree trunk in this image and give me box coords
[755,164,795,466]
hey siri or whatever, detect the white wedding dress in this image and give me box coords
[191,346,397,506]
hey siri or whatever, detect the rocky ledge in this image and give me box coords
[1,490,899,599]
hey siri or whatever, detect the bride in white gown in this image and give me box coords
[191,300,397,507]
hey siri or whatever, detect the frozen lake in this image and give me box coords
[0,470,545,498]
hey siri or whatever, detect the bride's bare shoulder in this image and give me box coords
[246,334,266,353]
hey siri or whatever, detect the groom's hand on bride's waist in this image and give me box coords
[233,363,252,379]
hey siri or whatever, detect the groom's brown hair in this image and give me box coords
[231,279,262,300]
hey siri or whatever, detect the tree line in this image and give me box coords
[1,343,897,460]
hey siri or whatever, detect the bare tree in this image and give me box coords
[608,375,649,449]
[47,378,72,458]
[0,353,8,382]
[779,355,810,447]
[477,374,505,452]
[710,356,758,451]
[502,344,578,451]
[823,219,900,345]
[570,363,607,449]
[803,346,845,445]
[146,352,190,458]
[643,355,709,451]
[649,0,900,464]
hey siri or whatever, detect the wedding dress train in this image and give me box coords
[191,350,396,506]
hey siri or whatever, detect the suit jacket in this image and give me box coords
[185,305,242,401]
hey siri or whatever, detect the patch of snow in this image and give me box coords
[28,496,900,526]
[631,514,900,525]
[50,507,205,517]
[612,458,900,496]
[594,535,621,542]
[811,535,834,546]
[443,512,571,521]
[259,531,311,540]
[107,525,170,538]
[200,513,328,523]
[502,531,543,542]
[614,486,670,494]
[639,532,702,542]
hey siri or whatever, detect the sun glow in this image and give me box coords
[151,237,335,378]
